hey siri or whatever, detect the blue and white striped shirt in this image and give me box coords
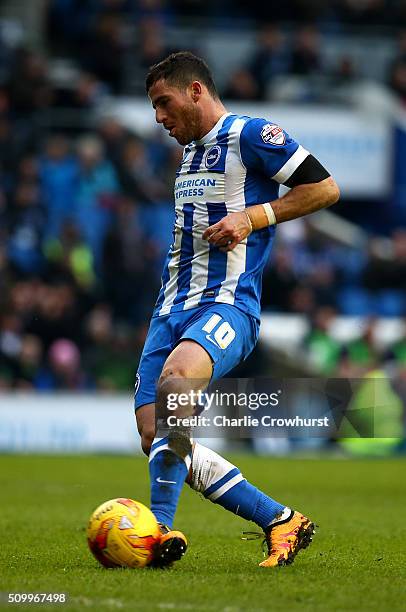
[153,112,309,321]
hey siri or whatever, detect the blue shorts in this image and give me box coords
[134,303,259,410]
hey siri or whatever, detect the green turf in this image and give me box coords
[0,454,405,612]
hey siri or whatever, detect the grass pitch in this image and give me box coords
[0,454,405,612]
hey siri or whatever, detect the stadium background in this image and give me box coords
[1,4,406,611]
[0,0,405,455]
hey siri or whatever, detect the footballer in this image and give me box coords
[134,52,340,568]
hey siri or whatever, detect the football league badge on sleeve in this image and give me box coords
[261,124,286,146]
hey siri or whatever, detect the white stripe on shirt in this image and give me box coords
[272,144,309,184]
[215,117,248,305]
[158,150,194,316]
[182,205,210,310]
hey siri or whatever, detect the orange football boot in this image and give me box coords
[151,523,188,567]
[259,510,315,568]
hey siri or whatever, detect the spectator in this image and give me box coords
[289,285,317,316]
[247,24,289,101]
[83,305,139,390]
[7,49,53,116]
[25,281,84,351]
[304,307,341,374]
[15,334,45,389]
[74,134,120,267]
[97,116,131,170]
[342,318,379,372]
[119,135,168,202]
[364,230,406,291]
[39,134,78,240]
[72,73,110,109]
[223,68,260,101]
[0,311,23,378]
[290,26,322,77]
[39,338,93,390]
[7,180,46,274]
[102,196,159,322]
[8,279,41,325]
[262,247,298,312]
[136,17,173,73]
[45,0,95,55]
[45,222,96,290]
[329,55,358,88]
[80,12,127,93]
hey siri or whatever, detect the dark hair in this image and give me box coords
[145,51,218,98]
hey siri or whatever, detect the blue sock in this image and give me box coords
[149,437,190,527]
[204,468,285,529]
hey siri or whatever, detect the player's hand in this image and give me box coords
[202,211,252,252]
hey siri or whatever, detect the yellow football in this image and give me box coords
[87,498,160,568]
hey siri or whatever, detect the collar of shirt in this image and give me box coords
[193,112,232,146]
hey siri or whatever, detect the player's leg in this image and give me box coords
[180,304,287,531]
[134,316,194,565]
[179,303,315,567]
[135,403,191,566]
[147,339,212,528]
[189,443,314,567]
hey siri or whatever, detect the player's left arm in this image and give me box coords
[248,153,340,227]
[203,120,340,252]
[203,174,339,252]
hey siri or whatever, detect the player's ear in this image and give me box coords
[190,81,202,102]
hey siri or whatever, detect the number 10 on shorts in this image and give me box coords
[202,314,236,349]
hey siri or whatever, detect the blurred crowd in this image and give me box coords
[43,1,406,104]
[44,0,406,29]
[0,2,406,109]
[0,34,181,391]
[0,0,405,392]
[0,111,182,391]
[262,223,406,377]
[263,223,406,318]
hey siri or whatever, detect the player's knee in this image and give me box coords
[160,362,189,383]
[140,427,155,456]
[157,366,189,399]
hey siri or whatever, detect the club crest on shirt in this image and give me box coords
[204,145,222,168]
[261,124,286,146]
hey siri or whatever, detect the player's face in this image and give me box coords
[148,79,202,146]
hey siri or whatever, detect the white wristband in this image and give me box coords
[263,202,277,226]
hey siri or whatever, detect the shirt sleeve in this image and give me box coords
[239,117,310,185]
